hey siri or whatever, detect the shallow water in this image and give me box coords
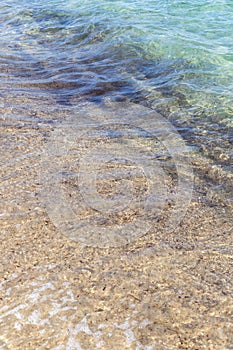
[1,0,233,116]
[1,0,232,213]
[0,1,232,349]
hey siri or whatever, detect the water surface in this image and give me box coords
[0,1,233,349]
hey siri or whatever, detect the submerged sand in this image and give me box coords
[0,95,232,349]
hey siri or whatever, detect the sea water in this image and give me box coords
[1,0,233,120]
[1,0,232,207]
[0,1,232,348]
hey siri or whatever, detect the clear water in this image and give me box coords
[0,0,232,207]
[1,0,233,116]
[0,3,232,347]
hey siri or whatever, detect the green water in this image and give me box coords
[0,0,232,209]
[1,0,233,121]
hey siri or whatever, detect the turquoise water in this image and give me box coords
[1,0,233,120]
[0,0,232,206]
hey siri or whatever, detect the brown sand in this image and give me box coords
[0,96,232,349]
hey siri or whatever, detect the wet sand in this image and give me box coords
[0,95,232,349]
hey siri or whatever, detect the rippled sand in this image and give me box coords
[0,96,232,349]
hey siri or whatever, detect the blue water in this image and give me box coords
[1,0,233,118]
[0,0,232,205]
